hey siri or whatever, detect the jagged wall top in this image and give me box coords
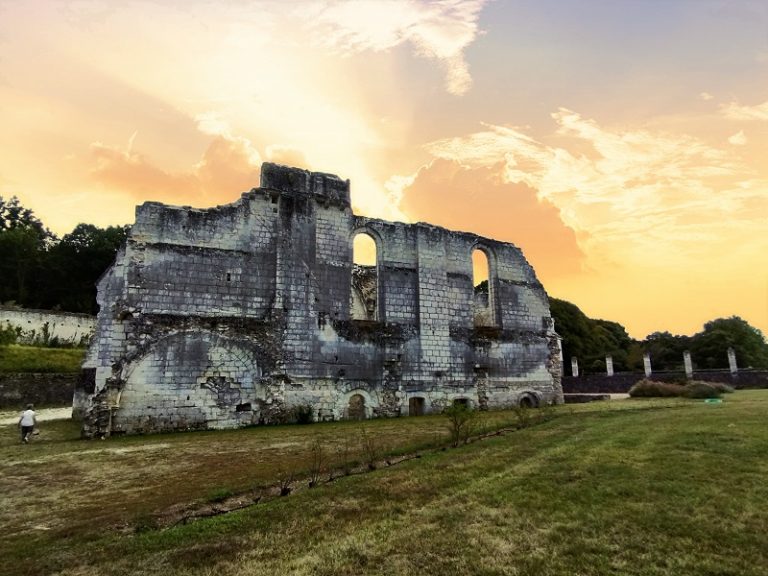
[260,163,350,207]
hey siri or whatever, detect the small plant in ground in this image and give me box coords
[359,428,380,469]
[513,405,532,429]
[133,513,159,534]
[629,379,686,398]
[334,433,356,476]
[308,437,326,488]
[276,464,296,496]
[684,381,722,399]
[205,487,234,503]
[444,402,476,447]
[539,401,556,422]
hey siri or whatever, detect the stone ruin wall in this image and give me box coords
[79,163,563,437]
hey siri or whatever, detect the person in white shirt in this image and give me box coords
[18,404,36,443]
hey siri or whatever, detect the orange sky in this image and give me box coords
[1,1,766,339]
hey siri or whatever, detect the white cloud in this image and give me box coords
[424,109,765,266]
[195,112,233,138]
[720,100,768,121]
[728,130,748,146]
[699,92,714,101]
[305,0,488,95]
[265,144,309,168]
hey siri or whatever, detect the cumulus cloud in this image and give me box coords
[89,132,262,205]
[720,99,768,121]
[728,130,748,146]
[699,92,714,101]
[305,0,487,95]
[265,144,309,169]
[422,109,766,267]
[398,158,585,281]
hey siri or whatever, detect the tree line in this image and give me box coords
[0,196,127,315]
[550,298,768,373]
[2,195,766,369]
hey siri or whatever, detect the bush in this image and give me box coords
[708,381,735,394]
[443,402,476,447]
[292,404,314,425]
[683,382,722,399]
[628,379,686,398]
[0,324,19,346]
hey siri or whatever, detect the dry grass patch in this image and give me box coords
[4,393,763,576]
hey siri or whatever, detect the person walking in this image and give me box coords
[19,404,36,443]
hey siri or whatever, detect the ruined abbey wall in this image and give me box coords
[80,163,562,436]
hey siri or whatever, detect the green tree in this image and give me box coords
[690,317,768,369]
[640,331,690,371]
[0,196,56,306]
[550,298,635,374]
[45,223,129,313]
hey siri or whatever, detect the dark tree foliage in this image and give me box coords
[0,196,127,314]
[552,295,768,374]
[0,196,57,305]
[43,224,129,313]
[639,331,691,371]
[549,298,633,374]
[691,317,768,369]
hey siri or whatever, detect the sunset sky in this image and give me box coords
[1,0,766,339]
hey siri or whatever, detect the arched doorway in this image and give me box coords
[348,393,366,420]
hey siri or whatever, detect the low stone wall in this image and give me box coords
[1,307,96,347]
[563,369,768,394]
[0,373,76,409]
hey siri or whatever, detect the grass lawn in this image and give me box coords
[0,344,85,373]
[2,393,767,575]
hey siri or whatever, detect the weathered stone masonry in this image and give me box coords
[80,163,563,436]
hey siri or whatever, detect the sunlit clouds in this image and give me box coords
[721,100,768,121]
[0,0,766,338]
[416,108,768,337]
[306,0,487,96]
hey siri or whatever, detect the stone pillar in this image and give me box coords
[643,353,652,377]
[728,347,738,375]
[571,357,579,378]
[605,355,614,377]
[683,350,693,379]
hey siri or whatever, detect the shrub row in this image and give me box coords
[628,379,734,399]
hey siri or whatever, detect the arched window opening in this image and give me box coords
[472,248,492,326]
[351,232,378,320]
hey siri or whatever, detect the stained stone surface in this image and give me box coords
[79,163,563,437]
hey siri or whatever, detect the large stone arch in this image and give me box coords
[114,331,263,434]
[338,388,376,420]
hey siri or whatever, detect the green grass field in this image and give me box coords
[0,344,85,373]
[2,393,767,575]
